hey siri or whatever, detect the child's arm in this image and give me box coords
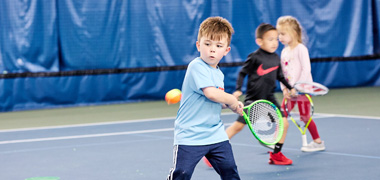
[235,71,246,94]
[233,68,248,99]
[234,55,252,99]
[282,89,290,99]
[278,64,296,98]
[282,88,294,99]
[232,90,242,99]
[297,45,312,82]
[202,87,243,115]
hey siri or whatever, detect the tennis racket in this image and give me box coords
[293,81,329,96]
[242,100,284,145]
[285,81,328,147]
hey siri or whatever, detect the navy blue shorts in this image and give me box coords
[167,140,240,180]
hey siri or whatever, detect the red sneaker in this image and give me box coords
[203,157,212,168]
[269,152,293,165]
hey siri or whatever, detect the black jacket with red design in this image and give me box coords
[235,48,292,101]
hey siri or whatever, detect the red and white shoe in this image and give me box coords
[269,152,293,165]
[203,157,212,168]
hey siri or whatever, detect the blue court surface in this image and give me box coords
[0,113,379,180]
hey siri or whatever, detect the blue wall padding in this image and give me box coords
[311,59,380,88]
[0,0,379,112]
[0,70,186,111]
[0,0,376,72]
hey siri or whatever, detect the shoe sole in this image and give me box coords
[268,159,292,165]
[301,147,326,152]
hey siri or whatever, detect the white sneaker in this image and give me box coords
[301,141,326,152]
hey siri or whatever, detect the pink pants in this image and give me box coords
[281,95,320,140]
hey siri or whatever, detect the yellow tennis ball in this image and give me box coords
[165,89,182,104]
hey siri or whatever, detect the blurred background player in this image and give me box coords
[225,23,296,165]
[277,16,326,152]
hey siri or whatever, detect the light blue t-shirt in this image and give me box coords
[174,57,229,145]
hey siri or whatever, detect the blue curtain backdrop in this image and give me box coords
[0,0,379,112]
[0,0,59,73]
[374,0,380,53]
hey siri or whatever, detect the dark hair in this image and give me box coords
[255,23,276,39]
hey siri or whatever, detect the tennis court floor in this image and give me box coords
[1,113,379,180]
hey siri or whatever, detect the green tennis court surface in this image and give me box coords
[0,87,378,130]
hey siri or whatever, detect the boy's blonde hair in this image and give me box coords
[197,17,234,46]
[276,16,303,44]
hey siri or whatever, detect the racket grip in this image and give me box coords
[302,134,308,147]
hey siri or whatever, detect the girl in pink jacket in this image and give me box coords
[277,16,326,152]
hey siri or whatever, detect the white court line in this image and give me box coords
[0,113,378,145]
[316,113,380,120]
[0,128,173,145]
[0,123,234,145]
[0,116,177,133]
[1,112,378,133]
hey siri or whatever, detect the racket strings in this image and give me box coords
[294,82,328,96]
[295,84,314,93]
[249,103,280,143]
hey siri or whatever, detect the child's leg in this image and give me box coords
[306,120,321,141]
[263,99,292,165]
[206,141,240,180]
[225,118,246,139]
[226,100,253,139]
[167,145,206,180]
[297,95,321,141]
[278,98,295,145]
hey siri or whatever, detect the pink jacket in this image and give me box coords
[280,43,313,90]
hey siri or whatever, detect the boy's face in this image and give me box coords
[196,36,231,68]
[256,29,279,53]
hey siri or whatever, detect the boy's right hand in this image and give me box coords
[232,91,242,100]
[283,89,291,99]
